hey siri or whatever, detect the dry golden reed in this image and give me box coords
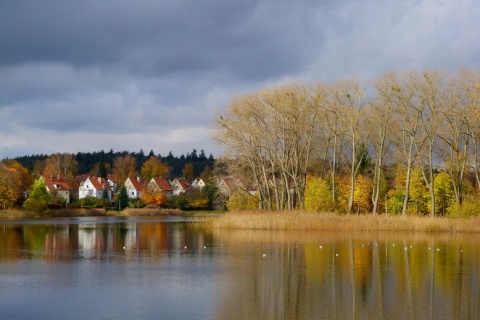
[118,208,182,216]
[209,210,480,233]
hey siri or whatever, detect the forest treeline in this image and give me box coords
[216,68,480,216]
[11,149,215,179]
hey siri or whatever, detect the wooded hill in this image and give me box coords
[11,149,215,179]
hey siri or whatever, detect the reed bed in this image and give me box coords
[209,210,480,233]
[0,209,38,219]
[0,208,107,219]
[116,208,182,216]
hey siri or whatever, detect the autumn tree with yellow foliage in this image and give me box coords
[304,176,334,212]
[142,188,166,206]
[0,160,32,209]
[140,156,171,182]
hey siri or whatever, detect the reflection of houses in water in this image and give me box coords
[77,224,98,259]
[123,223,138,252]
[43,225,72,261]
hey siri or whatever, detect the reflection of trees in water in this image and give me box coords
[0,221,212,261]
[2,224,480,318]
[213,230,480,320]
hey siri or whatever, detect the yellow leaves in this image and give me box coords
[433,172,455,216]
[182,163,194,180]
[337,174,373,213]
[355,175,373,212]
[140,156,171,182]
[0,184,16,209]
[0,160,32,209]
[227,191,259,211]
[113,155,137,186]
[142,189,166,206]
[43,153,78,179]
[188,198,209,209]
[304,176,333,212]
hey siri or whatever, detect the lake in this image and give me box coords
[1,216,479,320]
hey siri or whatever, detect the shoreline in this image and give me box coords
[3,209,480,233]
[0,208,208,220]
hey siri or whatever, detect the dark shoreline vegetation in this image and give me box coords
[2,209,480,233]
[0,208,185,219]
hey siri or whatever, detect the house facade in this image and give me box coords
[78,176,112,201]
[192,178,206,190]
[147,178,174,200]
[217,177,244,197]
[171,178,192,196]
[42,175,71,204]
[124,177,144,199]
[107,174,118,192]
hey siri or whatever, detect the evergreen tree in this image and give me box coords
[97,161,108,179]
[199,149,207,161]
[117,186,129,210]
[101,188,110,201]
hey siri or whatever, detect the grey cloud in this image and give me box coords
[1,0,480,160]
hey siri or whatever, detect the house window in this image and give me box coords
[131,192,134,195]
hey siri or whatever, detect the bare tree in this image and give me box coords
[392,72,422,216]
[437,71,475,205]
[113,154,137,186]
[369,72,398,214]
[334,78,367,213]
[43,152,78,180]
[216,83,321,210]
[454,69,480,189]
[414,70,444,216]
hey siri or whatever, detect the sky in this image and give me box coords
[1,0,480,160]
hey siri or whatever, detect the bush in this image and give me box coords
[227,191,259,211]
[447,197,480,218]
[128,198,145,208]
[304,176,334,212]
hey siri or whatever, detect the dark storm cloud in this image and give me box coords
[0,0,319,78]
[1,0,480,159]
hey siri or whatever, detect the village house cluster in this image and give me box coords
[40,174,255,205]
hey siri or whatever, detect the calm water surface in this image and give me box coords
[1,216,479,320]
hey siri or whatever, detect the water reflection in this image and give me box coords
[0,217,208,262]
[212,230,480,320]
[1,219,480,320]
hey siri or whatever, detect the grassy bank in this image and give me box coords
[0,208,185,219]
[208,210,480,233]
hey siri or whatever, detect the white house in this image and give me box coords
[79,176,112,201]
[107,175,118,192]
[171,178,192,196]
[217,177,244,197]
[42,175,71,204]
[147,177,174,200]
[192,178,206,190]
[124,177,144,199]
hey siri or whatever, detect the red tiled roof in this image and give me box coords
[127,177,145,191]
[42,175,70,191]
[107,174,118,183]
[176,178,192,191]
[152,178,173,191]
[87,176,111,191]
